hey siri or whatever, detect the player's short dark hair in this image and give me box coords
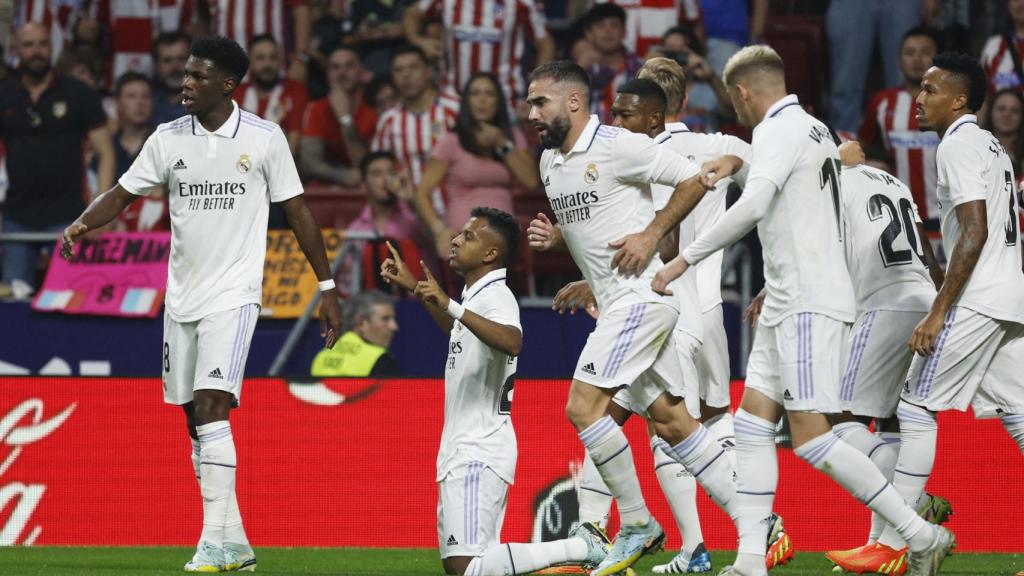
[114,71,153,96]
[360,150,397,178]
[247,33,278,51]
[584,2,627,28]
[153,31,191,58]
[391,44,428,65]
[529,60,591,98]
[471,207,520,266]
[191,35,251,85]
[617,78,667,113]
[931,51,987,112]
[901,25,942,51]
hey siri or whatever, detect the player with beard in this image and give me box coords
[235,34,309,156]
[152,32,191,124]
[61,35,343,572]
[526,61,742,576]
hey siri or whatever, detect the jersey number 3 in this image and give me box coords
[868,194,924,267]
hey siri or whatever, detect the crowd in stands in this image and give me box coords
[0,0,1022,300]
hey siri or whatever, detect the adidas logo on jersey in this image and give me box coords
[208,368,224,379]
[544,176,551,187]
[783,389,794,401]
[173,158,188,170]
[581,363,597,376]
[447,534,458,546]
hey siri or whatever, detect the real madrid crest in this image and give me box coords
[584,163,599,184]
[52,101,67,119]
[236,153,252,174]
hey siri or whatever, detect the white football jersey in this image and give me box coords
[656,122,752,312]
[935,115,1024,324]
[120,102,303,322]
[437,268,521,484]
[840,164,935,313]
[746,95,855,326]
[540,116,700,313]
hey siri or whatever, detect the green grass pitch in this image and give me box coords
[0,548,1020,575]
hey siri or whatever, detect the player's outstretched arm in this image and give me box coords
[910,200,986,356]
[280,195,344,348]
[61,184,137,260]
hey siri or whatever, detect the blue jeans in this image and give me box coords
[827,0,921,132]
[1,217,67,290]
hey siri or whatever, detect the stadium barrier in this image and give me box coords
[1,377,1020,551]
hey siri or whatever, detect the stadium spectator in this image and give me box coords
[647,25,731,132]
[986,88,1024,175]
[0,22,114,298]
[981,0,1024,93]
[415,72,539,258]
[106,72,169,232]
[858,26,942,231]
[150,32,190,124]
[581,3,645,123]
[209,0,313,83]
[594,0,704,58]
[827,0,923,133]
[57,43,104,89]
[300,46,377,185]
[346,151,422,240]
[699,0,767,74]
[366,73,399,116]
[344,0,414,75]
[371,45,459,213]
[310,289,401,377]
[402,0,555,107]
[13,0,84,64]
[235,34,309,156]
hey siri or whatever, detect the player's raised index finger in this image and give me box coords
[385,240,402,259]
[419,260,435,280]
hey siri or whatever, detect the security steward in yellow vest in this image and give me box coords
[311,290,400,377]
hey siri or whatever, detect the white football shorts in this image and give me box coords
[697,305,731,409]
[902,306,1024,418]
[611,329,702,419]
[745,312,850,413]
[839,310,925,418]
[437,461,508,559]
[162,303,259,406]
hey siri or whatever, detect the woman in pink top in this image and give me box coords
[414,72,541,257]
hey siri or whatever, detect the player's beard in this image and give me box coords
[21,56,50,80]
[253,69,279,91]
[539,114,571,149]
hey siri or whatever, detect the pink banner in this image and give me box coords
[32,232,170,318]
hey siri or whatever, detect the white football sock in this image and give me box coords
[705,412,738,472]
[833,422,898,544]
[578,452,613,528]
[651,437,702,558]
[193,436,249,547]
[1002,414,1024,453]
[794,430,932,552]
[578,416,650,526]
[197,421,236,547]
[464,539,589,575]
[667,424,737,519]
[877,402,938,549]
[190,438,202,484]
[731,409,778,576]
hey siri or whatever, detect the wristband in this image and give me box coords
[446,299,465,320]
[318,279,336,292]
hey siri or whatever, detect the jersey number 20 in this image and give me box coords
[867,194,924,267]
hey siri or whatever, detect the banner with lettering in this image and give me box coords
[32,232,171,318]
[262,229,344,318]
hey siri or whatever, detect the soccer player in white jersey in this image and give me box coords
[60,36,343,572]
[525,61,741,576]
[870,51,1024,566]
[381,207,613,576]
[652,45,954,576]
[815,140,951,574]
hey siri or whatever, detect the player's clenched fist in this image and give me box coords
[379,241,417,291]
[61,222,89,260]
[414,261,450,309]
[527,212,563,251]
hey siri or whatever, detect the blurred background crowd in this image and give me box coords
[0,0,1022,303]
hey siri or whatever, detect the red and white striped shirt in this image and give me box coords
[211,0,301,55]
[84,0,195,84]
[859,87,941,223]
[235,79,308,133]
[590,52,646,124]
[417,0,549,102]
[596,0,702,56]
[15,0,83,61]
[981,34,1024,92]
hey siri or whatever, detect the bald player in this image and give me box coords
[652,45,954,576]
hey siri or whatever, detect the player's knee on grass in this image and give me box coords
[442,555,473,575]
[192,389,233,425]
[565,380,615,430]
